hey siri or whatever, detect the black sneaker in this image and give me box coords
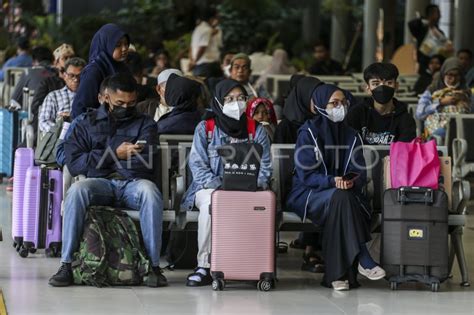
[49,263,73,287]
[147,267,168,287]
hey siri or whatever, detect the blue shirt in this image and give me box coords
[0,53,33,81]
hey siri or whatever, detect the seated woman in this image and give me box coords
[246,97,278,142]
[286,84,385,291]
[416,57,473,140]
[181,79,272,287]
[156,73,202,135]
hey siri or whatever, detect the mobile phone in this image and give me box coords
[135,140,147,145]
[342,172,359,181]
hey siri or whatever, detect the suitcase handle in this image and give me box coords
[397,186,434,205]
[48,193,53,230]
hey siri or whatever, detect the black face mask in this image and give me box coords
[371,85,395,104]
[108,103,137,122]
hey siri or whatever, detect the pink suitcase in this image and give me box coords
[20,166,63,258]
[210,190,276,291]
[11,148,34,250]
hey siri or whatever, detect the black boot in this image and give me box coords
[49,263,73,287]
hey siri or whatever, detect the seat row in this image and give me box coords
[75,135,468,286]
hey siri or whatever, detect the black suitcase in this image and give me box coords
[382,187,449,292]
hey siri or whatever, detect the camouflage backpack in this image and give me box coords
[72,206,150,287]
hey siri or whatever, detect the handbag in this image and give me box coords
[217,142,263,191]
[390,138,440,189]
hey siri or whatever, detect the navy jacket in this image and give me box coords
[71,24,130,118]
[64,105,158,181]
[286,117,369,224]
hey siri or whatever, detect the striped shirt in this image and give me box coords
[39,85,75,132]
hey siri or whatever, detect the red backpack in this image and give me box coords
[205,118,257,142]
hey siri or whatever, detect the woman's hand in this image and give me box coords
[334,177,354,190]
[439,95,456,106]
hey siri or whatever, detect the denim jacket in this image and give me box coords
[181,120,272,211]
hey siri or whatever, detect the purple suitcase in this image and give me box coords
[11,148,34,250]
[210,190,276,291]
[20,166,62,258]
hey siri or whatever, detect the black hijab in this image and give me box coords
[204,79,249,139]
[283,76,323,125]
[164,74,201,112]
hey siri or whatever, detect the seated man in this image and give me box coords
[229,53,271,99]
[347,62,416,145]
[48,73,167,287]
[38,57,86,133]
[136,68,183,121]
[307,41,344,76]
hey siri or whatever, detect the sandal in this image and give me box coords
[301,253,325,273]
[186,267,212,287]
[289,238,305,250]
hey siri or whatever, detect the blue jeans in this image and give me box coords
[61,178,163,267]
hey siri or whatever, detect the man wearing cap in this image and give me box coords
[229,53,271,99]
[53,44,75,76]
[137,68,183,121]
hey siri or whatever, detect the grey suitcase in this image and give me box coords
[382,187,449,292]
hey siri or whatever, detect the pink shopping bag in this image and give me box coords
[390,138,440,189]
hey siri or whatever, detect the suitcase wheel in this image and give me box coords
[18,246,29,258]
[258,280,272,292]
[45,246,60,258]
[390,281,398,291]
[212,279,225,291]
[29,248,37,254]
[431,282,440,292]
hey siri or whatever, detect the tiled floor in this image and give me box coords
[0,183,473,315]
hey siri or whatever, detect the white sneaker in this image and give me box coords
[358,264,386,280]
[332,280,350,291]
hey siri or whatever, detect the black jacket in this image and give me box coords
[31,74,65,133]
[347,97,416,145]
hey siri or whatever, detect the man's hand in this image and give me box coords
[57,111,70,118]
[115,142,144,160]
[334,176,354,190]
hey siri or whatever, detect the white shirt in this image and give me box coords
[154,104,173,122]
[243,83,258,99]
[191,21,222,65]
[249,52,273,75]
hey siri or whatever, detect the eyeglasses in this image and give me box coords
[327,100,350,107]
[232,64,250,71]
[65,72,81,80]
[223,94,248,103]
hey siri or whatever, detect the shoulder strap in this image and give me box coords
[247,118,256,142]
[205,118,215,142]
[206,117,256,141]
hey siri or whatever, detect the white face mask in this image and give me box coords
[223,64,231,78]
[316,105,347,123]
[221,100,247,121]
